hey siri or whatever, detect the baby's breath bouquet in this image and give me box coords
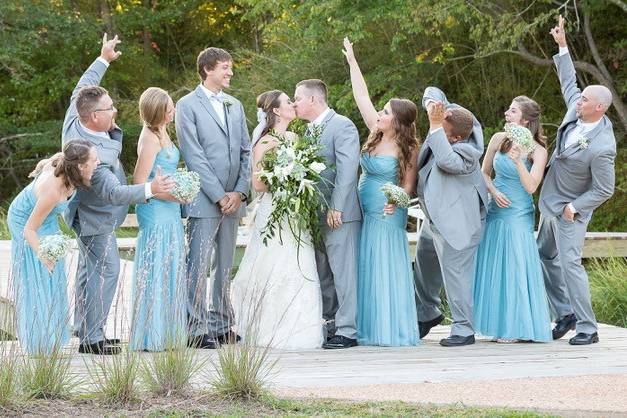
[380,183,411,216]
[38,234,72,264]
[505,123,535,153]
[256,125,328,247]
[171,168,201,202]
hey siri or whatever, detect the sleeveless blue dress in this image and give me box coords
[356,154,418,346]
[129,145,187,351]
[473,152,552,341]
[8,177,71,355]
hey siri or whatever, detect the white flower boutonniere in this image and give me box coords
[224,99,233,109]
[578,136,589,150]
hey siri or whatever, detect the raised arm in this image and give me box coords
[62,34,122,143]
[342,37,378,131]
[427,103,481,174]
[508,144,548,194]
[550,15,581,108]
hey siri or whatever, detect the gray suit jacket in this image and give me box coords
[176,86,251,218]
[539,53,616,220]
[316,110,361,223]
[61,59,146,237]
[416,87,488,251]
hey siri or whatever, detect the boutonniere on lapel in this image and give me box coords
[578,136,589,150]
[224,99,233,110]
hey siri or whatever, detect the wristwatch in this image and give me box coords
[239,192,247,202]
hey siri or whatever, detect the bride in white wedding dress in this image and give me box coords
[230,90,324,350]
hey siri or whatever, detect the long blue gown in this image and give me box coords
[129,145,187,351]
[473,152,552,341]
[8,178,71,355]
[356,154,419,346]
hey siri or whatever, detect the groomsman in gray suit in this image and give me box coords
[537,16,616,345]
[293,79,361,349]
[62,34,174,355]
[413,89,488,347]
[176,47,251,349]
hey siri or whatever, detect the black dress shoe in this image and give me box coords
[188,335,220,349]
[568,332,599,345]
[439,334,475,347]
[78,341,122,355]
[322,335,357,349]
[216,331,241,344]
[552,313,577,340]
[419,314,445,339]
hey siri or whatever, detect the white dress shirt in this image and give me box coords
[308,107,331,129]
[199,84,226,126]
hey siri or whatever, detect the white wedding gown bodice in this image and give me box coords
[230,193,324,349]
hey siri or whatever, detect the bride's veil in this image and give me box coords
[251,108,267,147]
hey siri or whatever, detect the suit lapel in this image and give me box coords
[417,141,432,168]
[560,117,607,159]
[556,118,577,154]
[194,87,227,136]
[225,102,234,140]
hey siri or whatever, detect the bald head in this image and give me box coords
[585,85,613,110]
[577,85,613,122]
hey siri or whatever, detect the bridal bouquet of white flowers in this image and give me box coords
[171,168,201,202]
[256,126,328,246]
[38,234,72,263]
[505,123,535,153]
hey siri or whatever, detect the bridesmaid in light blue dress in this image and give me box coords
[343,38,420,346]
[130,87,186,351]
[473,96,552,343]
[8,140,98,355]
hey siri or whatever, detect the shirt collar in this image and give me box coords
[79,121,110,139]
[199,84,224,101]
[576,118,601,133]
[310,107,331,127]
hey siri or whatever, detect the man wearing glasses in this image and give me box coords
[62,33,174,355]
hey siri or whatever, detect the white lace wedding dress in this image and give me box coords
[230,193,324,349]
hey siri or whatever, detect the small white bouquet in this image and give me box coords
[381,183,411,209]
[504,123,535,153]
[171,168,201,202]
[38,234,72,263]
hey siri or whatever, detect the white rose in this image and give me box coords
[309,162,326,174]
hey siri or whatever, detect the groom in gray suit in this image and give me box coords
[176,47,251,349]
[413,89,488,347]
[62,34,174,355]
[293,79,361,349]
[537,16,616,346]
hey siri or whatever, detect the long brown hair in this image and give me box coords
[30,140,94,189]
[500,95,546,153]
[139,87,172,147]
[256,90,284,139]
[362,98,420,183]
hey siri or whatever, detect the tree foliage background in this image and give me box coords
[0,0,624,230]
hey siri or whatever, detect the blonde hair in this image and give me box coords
[139,87,172,147]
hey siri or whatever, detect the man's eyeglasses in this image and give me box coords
[94,105,116,113]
